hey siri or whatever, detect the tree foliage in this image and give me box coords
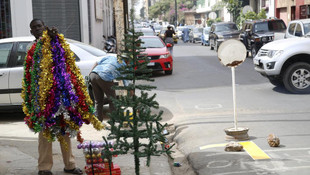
[149,0,195,25]
[237,9,267,28]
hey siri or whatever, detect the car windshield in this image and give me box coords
[268,20,286,31]
[254,22,269,32]
[215,24,238,32]
[70,41,107,57]
[140,37,165,48]
[303,23,310,34]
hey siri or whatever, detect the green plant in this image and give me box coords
[207,19,215,27]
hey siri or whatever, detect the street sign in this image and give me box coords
[217,39,248,141]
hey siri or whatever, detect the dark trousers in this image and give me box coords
[90,73,116,122]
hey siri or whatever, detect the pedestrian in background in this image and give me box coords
[182,27,190,43]
[89,55,129,122]
[164,25,175,55]
[26,19,83,175]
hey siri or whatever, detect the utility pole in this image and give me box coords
[175,0,177,27]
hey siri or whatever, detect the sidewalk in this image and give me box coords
[0,121,173,175]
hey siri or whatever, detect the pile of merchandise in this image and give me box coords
[77,141,121,175]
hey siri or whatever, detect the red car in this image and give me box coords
[139,36,173,75]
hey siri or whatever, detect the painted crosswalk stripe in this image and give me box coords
[239,141,270,160]
[199,141,271,160]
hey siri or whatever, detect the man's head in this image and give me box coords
[167,26,172,30]
[30,19,45,39]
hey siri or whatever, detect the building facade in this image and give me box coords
[276,0,310,25]
[0,0,115,49]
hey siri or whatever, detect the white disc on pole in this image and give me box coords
[217,39,247,67]
[208,12,217,20]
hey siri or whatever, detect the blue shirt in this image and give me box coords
[92,55,129,86]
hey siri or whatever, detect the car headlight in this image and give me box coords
[217,35,224,39]
[159,54,170,59]
[267,50,283,58]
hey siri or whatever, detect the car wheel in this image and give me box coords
[201,42,203,45]
[283,62,310,94]
[193,39,195,43]
[268,77,283,87]
[251,45,257,58]
[165,69,173,75]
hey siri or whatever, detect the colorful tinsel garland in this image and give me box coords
[21,30,104,146]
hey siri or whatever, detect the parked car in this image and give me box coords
[284,19,310,38]
[176,26,186,39]
[209,22,240,51]
[139,36,173,75]
[253,33,310,94]
[0,36,114,110]
[135,28,156,36]
[239,19,286,57]
[154,24,162,35]
[201,27,211,46]
[158,27,178,44]
[189,27,203,43]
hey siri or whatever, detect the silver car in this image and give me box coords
[0,36,114,110]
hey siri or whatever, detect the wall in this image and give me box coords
[79,0,89,44]
[89,0,104,48]
[10,0,33,37]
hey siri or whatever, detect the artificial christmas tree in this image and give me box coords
[103,10,174,175]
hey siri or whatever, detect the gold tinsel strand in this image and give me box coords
[38,31,53,111]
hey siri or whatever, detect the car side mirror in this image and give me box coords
[166,43,172,47]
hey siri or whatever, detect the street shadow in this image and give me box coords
[272,85,292,94]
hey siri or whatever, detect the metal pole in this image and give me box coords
[175,0,177,27]
[231,67,237,130]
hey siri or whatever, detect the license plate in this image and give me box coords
[147,62,155,66]
[253,59,259,65]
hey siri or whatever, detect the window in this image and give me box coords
[295,24,302,36]
[304,23,310,35]
[15,42,30,67]
[0,43,13,68]
[0,0,12,39]
[288,23,296,35]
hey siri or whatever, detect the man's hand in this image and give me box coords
[46,26,59,39]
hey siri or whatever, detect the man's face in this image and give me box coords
[30,20,45,39]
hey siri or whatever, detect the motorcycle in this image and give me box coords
[103,35,116,53]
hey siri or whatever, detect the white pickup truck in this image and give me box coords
[253,34,310,94]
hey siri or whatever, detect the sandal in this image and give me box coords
[38,170,53,175]
[64,167,83,174]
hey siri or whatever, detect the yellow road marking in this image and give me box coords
[239,141,270,160]
[200,141,271,160]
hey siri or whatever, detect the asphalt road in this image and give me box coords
[149,41,310,175]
